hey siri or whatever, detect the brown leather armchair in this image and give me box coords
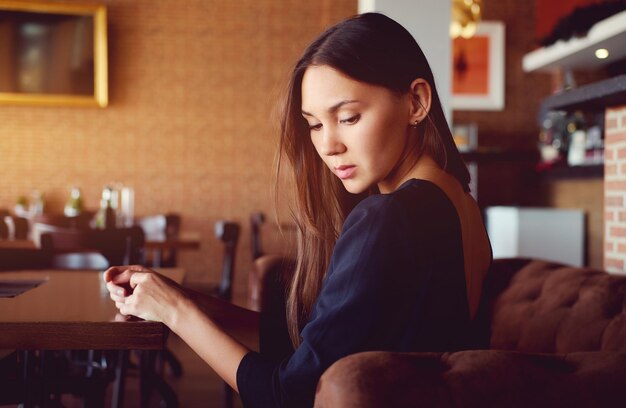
[314,259,626,407]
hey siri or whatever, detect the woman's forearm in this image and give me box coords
[168,295,253,392]
[185,289,261,351]
[165,289,261,392]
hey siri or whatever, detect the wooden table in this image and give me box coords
[0,268,185,407]
[0,268,184,350]
[0,239,37,250]
[144,232,201,251]
[1,233,201,252]
[143,232,201,268]
[1,232,201,269]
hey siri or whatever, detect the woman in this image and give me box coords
[104,12,492,407]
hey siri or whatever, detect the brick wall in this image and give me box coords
[0,0,357,299]
[604,105,626,274]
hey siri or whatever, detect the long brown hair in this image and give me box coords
[277,13,470,347]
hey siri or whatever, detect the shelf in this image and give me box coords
[539,74,626,114]
[523,10,626,73]
[461,148,539,164]
[539,164,604,180]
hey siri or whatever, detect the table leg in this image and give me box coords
[111,350,128,408]
[21,350,36,408]
[152,249,162,268]
[139,350,178,408]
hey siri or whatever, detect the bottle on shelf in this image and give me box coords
[64,187,84,217]
[538,109,604,169]
[29,190,44,216]
[120,186,134,227]
[584,112,605,166]
[14,196,29,217]
[95,186,116,230]
[565,111,605,167]
[538,111,568,166]
[565,111,585,166]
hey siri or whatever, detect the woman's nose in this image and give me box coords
[319,128,346,156]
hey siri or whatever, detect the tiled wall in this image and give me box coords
[540,178,604,269]
[604,105,626,274]
[0,0,357,297]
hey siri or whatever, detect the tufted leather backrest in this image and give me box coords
[487,259,626,353]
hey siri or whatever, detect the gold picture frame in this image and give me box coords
[0,0,108,107]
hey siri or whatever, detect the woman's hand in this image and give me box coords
[103,265,189,326]
[104,266,259,392]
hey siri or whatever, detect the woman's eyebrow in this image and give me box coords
[302,100,360,117]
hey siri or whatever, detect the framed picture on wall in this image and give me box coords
[452,123,478,152]
[451,21,505,111]
[0,0,108,107]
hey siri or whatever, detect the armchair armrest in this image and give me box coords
[315,350,626,408]
[248,254,295,314]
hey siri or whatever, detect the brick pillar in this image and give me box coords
[604,104,626,275]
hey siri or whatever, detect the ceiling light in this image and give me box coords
[595,48,609,59]
[450,0,482,39]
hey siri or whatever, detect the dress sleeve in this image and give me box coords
[236,195,435,407]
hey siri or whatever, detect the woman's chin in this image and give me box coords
[340,179,369,195]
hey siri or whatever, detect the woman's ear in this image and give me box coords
[408,78,432,126]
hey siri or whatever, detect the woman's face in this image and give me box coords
[301,65,415,194]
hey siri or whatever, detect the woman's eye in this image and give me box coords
[339,114,360,125]
[309,123,322,131]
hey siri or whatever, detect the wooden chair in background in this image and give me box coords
[186,220,240,302]
[0,217,8,239]
[247,211,297,314]
[136,213,181,267]
[8,215,29,240]
[0,247,51,271]
[249,211,297,262]
[38,225,145,270]
[250,212,266,260]
[212,220,241,302]
[32,212,95,230]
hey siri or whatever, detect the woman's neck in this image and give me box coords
[378,154,445,194]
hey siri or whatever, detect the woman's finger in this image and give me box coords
[129,271,150,289]
[105,264,147,284]
[110,291,125,303]
[109,269,137,285]
[103,267,122,283]
[115,301,125,310]
[107,281,127,297]
[119,301,142,319]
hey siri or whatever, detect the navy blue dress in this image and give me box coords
[237,179,473,407]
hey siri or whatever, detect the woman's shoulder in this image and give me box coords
[344,179,459,232]
[351,178,456,217]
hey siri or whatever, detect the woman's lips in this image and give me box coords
[335,165,356,179]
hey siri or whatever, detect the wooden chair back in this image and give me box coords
[214,220,241,301]
[39,226,145,269]
[32,212,95,230]
[249,211,297,262]
[0,218,8,239]
[8,216,29,239]
[0,247,52,271]
[137,213,181,267]
[250,212,266,260]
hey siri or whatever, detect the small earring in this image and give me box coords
[411,120,420,127]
